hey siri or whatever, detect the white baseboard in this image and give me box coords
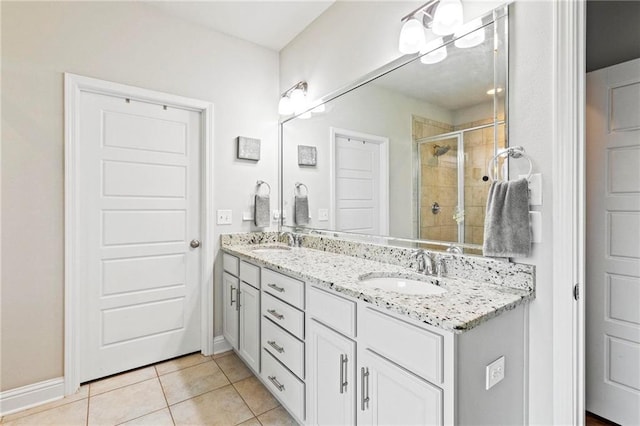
[213,335,232,354]
[0,377,64,416]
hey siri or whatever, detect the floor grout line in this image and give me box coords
[157,375,176,425]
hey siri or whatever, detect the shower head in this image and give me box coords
[432,144,451,157]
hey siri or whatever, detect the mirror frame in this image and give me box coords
[278,4,510,253]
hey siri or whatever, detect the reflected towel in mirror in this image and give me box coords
[254,194,270,227]
[482,177,531,258]
[295,195,309,225]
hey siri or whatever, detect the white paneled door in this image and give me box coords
[334,133,388,235]
[586,58,640,425]
[78,91,202,382]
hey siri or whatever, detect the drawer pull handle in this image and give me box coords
[230,286,236,306]
[361,367,370,411]
[340,354,348,394]
[267,283,285,293]
[236,286,241,311]
[267,340,285,353]
[267,309,284,320]
[268,375,285,392]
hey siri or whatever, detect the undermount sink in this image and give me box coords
[358,273,447,296]
[250,245,292,254]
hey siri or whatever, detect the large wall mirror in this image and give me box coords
[281,5,508,253]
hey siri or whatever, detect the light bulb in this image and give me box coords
[454,19,485,48]
[289,87,307,113]
[432,0,463,36]
[398,18,426,54]
[420,38,447,64]
[278,96,293,115]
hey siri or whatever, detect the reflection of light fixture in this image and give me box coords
[398,0,463,54]
[486,87,503,95]
[278,81,308,116]
[420,38,447,64]
[454,18,485,48]
[311,103,326,113]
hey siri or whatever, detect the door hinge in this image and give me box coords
[573,283,580,301]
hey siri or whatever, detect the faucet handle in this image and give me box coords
[435,254,453,277]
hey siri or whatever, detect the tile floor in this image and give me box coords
[0,351,298,426]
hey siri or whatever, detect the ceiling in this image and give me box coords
[147,1,335,51]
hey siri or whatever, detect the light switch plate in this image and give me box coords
[486,356,505,390]
[216,209,232,225]
[530,211,542,243]
[318,208,329,221]
[520,173,542,206]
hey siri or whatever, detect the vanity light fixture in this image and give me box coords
[398,0,463,54]
[278,81,308,116]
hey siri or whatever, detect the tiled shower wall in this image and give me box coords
[413,115,506,246]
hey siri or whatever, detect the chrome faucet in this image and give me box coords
[434,254,453,278]
[413,249,434,275]
[280,231,300,247]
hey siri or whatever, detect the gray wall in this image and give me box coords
[1,1,279,391]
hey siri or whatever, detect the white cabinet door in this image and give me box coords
[358,350,443,426]
[239,282,260,372]
[307,319,356,426]
[222,272,239,350]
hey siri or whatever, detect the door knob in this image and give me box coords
[190,239,201,248]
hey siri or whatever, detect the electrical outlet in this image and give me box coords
[318,208,329,221]
[486,356,505,390]
[242,211,253,221]
[216,209,232,225]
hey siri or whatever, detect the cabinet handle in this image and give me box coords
[340,354,348,394]
[267,283,285,293]
[236,286,241,311]
[267,340,285,353]
[268,375,285,392]
[267,309,284,320]
[360,367,370,411]
[230,286,236,306]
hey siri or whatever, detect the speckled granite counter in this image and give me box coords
[221,233,535,333]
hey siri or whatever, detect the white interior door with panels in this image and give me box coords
[586,58,640,426]
[330,128,389,235]
[65,74,214,389]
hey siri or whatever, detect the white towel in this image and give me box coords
[254,194,270,227]
[295,195,309,225]
[482,178,531,258]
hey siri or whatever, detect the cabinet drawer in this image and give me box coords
[261,349,305,422]
[262,317,305,379]
[223,253,239,276]
[262,269,304,309]
[308,286,356,338]
[361,307,444,384]
[240,260,260,289]
[262,293,304,340]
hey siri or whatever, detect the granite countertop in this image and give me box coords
[222,243,534,333]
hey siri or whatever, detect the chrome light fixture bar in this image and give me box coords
[278,81,308,116]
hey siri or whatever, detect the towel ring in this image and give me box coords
[295,182,309,196]
[487,146,533,182]
[256,180,271,196]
